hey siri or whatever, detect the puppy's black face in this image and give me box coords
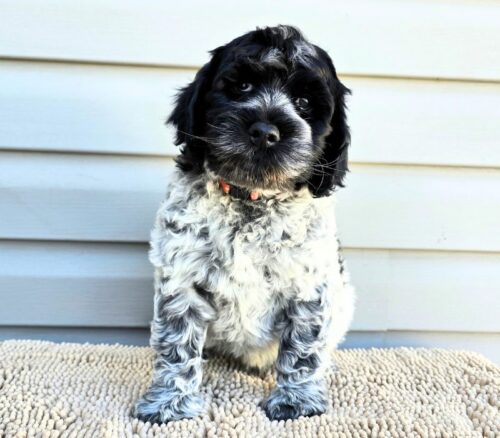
[204,36,334,191]
[169,26,350,196]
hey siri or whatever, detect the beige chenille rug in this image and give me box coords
[0,341,498,438]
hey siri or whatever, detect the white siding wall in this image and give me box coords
[0,1,499,362]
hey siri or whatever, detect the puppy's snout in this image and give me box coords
[249,122,280,148]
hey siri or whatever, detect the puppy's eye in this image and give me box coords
[238,82,253,92]
[294,97,309,110]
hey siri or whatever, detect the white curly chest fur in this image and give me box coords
[148,171,355,370]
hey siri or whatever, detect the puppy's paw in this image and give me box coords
[133,388,204,424]
[261,386,327,421]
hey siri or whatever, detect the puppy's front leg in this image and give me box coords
[134,283,214,424]
[262,295,330,421]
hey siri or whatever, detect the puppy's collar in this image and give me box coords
[219,179,261,201]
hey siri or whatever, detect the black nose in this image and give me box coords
[249,122,280,147]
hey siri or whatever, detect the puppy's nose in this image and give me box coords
[249,122,280,147]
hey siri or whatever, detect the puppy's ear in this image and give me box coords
[307,47,351,197]
[168,49,222,173]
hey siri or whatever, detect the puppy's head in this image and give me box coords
[169,25,350,197]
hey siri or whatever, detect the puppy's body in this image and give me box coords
[150,172,354,369]
[134,25,356,423]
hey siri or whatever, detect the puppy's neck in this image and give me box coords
[203,170,306,203]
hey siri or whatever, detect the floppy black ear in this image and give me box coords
[307,48,351,197]
[168,49,222,173]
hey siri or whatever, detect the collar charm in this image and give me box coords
[219,179,260,201]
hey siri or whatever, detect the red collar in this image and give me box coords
[219,179,260,201]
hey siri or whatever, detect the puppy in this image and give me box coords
[134,25,355,423]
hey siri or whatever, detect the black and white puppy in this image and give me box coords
[134,25,355,423]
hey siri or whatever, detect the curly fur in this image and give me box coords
[134,25,355,423]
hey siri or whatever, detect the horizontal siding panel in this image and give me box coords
[345,331,500,364]
[1,328,498,363]
[0,152,173,242]
[336,164,500,252]
[1,241,498,333]
[346,249,500,332]
[0,326,152,346]
[1,152,499,251]
[0,61,188,156]
[0,1,499,81]
[0,241,153,327]
[349,78,500,167]
[2,61,500,168]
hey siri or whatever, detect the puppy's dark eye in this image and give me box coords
[294,97,309,110]
[238,82,253,92]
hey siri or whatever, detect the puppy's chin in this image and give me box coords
[206,154,310,192]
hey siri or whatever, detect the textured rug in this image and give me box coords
[0,341,498,437]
